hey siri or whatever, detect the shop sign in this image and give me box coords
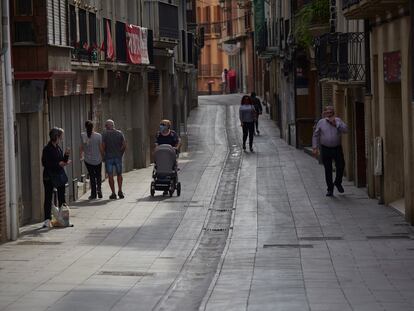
[383,51,401,83]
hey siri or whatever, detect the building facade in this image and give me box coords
[342,0,413,223]
[197,0,229,95]
[5,0,198,239]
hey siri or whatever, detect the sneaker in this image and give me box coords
[326,191,333,197]
[88,195,97,200]
[97,191,103,199]
[42,219,51,228]
[118,191,125,199]
[335,183,344,193]
[109,193,117,200]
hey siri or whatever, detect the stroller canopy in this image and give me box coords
[154,144,176,174]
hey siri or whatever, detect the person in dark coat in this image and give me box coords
[239,95,256,152]
[41,127,71,228]
[251,92,262,135]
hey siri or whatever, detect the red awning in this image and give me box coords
[14,71,76,80]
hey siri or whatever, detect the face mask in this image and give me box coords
[160,125,168,132]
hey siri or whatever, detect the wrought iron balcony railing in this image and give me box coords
[315,32,365,83]
[342,0,360,10]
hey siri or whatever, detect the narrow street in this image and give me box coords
[1,94,414,311]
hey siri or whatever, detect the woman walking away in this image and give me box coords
[239,95,256,152]
[80,120,103,200]
[42,127,71,228]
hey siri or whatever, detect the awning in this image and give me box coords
[14,71,76,80]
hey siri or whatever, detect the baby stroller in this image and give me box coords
[151,144,181,197]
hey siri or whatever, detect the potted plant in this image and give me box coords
[293,0,330,49]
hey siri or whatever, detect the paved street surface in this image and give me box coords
[1,94,414,311]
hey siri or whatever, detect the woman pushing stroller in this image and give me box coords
[152,119,182,196]
[155,119,181,152]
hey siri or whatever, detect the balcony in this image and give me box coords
[144,0,179,49]
[220,15,249,44]
[315,32,365,84]
[342,0,408,20]
[203,22,221,39]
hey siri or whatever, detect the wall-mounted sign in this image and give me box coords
[221,43,240,56]
[384,51,401,83]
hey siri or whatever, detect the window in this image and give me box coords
[89,13,97,47]
[14,21,35,42]
[181,30,187,62]
[69,5,76,46]
[15,0,32,16]
[79,9,87,47]
[116,22,126,62]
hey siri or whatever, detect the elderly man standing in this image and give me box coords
[102,119,127,199]
[312,106,348,196]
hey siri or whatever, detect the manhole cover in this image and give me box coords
[299,237,343,241]
[209,208,234,212]
[263,244,313,249]
[16,241,62,245]
[203,227,231,232]
[98,271,154,277]
[366,235,411,240]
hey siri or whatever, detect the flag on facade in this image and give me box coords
[106,20,114,61]
[126,24,150,65]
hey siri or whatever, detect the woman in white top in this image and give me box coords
[80,120,103,199]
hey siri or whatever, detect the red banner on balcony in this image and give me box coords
[126,24,150,65]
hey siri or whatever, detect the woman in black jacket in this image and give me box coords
[41,127,71,228]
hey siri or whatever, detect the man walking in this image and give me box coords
[221,68,228,94]
[251,92,262,135]
[312,106,348,196]
[102,119,127,199]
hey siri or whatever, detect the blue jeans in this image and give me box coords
[105,158,122,176]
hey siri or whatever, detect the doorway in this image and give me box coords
[354,101,366,187]
[383,82,404,205]
[17,114,33,225]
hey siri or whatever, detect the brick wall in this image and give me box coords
[0,62,6,242]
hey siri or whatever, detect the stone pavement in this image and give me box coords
[1,94,414,311]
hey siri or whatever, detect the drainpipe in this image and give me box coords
[2,0,18,240]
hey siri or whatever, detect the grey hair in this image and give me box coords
[49,127,64,142]
[105,119,115,128]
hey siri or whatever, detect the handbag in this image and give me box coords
[50,171,68,188]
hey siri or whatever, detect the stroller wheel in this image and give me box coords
[150,183,155,197]
[176,182,181,196]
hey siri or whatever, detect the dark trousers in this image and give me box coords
[254,118,259,132]
[321,145,345,191]
[85,162,102,196]
[43,180,65,220]
[242,122,255,148]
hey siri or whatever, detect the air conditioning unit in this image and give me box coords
[143,0,179,49]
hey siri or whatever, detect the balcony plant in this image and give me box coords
[293,0,330,49]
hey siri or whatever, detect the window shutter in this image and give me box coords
[60,0,67,46]
[47,0,54,45]
[47,0,68,46]
[54,0,60,44]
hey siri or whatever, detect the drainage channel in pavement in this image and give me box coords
[154,103,241,311]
